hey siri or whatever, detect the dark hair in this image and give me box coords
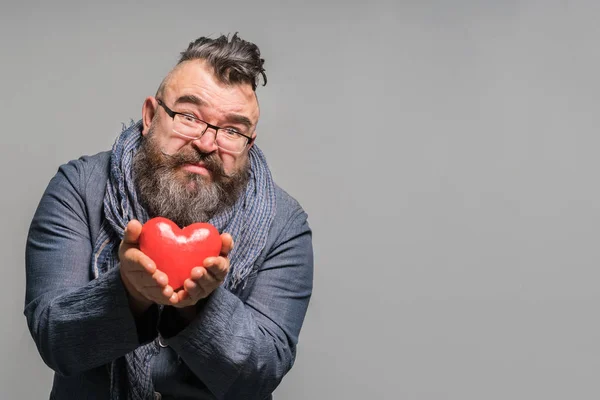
[178,33,267,91]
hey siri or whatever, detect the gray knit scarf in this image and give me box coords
[91,120,276,399]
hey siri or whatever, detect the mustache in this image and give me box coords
[160,147,231,179]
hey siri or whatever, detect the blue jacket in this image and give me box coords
[24,151,313,399]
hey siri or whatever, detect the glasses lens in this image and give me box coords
[172,114,249,152]
[173,114,206,139]
[216,131,248,152]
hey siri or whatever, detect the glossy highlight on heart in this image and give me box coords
[138,217,222,290]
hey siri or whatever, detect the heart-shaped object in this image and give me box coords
[138,217,222,290]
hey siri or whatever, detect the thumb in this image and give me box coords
[123,220,143,245]
[220,233,234,257]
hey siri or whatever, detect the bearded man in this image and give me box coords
[24,34,313,400]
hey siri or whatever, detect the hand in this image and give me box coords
[171,233,233,309]
[118,220,177,315]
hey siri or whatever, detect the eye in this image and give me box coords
[182,113,199,123]
[222,128,241,137]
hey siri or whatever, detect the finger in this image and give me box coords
[123,247,157,275]
[185,271,209,298]
[189,266,220,287]
[203,257,229,282]
[184,275,213,297]
[151,269,169,287]
[184,275,211,298]
[123,270,155,292]
[185,271,216,301]
[220,233,234,257]
[125,270,153,286]
[136,271,168,290]
[141,284,175,305]
[168,291,179,305]
[177,289,191,303]
[123,220,143,245]
[125,280,170,305]
[162,285,174,299]
[190,266,207,281]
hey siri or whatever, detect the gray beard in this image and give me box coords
[132,129,250,227]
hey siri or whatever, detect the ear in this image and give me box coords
[141,97,158,136]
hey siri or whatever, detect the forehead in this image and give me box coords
[163,60,259,123]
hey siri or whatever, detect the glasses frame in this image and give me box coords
[156,98,254,153]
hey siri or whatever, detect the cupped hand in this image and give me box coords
[118,220,177,314]
[171,233,233,308]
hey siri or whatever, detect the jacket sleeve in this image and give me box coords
[158,207,314,400]
[24,159,153,377]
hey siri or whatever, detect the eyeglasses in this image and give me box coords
[156,99,254,154]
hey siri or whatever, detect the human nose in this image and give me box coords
[192,126,218,152]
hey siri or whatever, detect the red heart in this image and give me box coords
[138,217,222,290]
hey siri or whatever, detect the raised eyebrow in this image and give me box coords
[225,114,253,130]
[173,94,206,107]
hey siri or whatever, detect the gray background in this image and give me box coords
[2,0,600,399]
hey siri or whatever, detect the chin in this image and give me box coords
[185,180,198,192]
[181,173,212,192]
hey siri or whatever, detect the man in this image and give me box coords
[25,34,313,400]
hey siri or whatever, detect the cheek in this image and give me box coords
[163,137,189,152]
[219,154,236,173]
[148,120,185,152]
[155,133,188,154]
[217,152,244,174]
